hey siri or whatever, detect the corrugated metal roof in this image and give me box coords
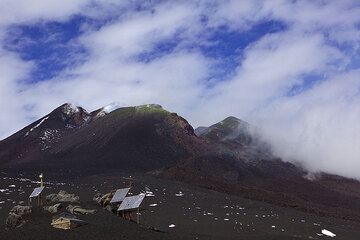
[118,194,145,211]
[110,188,130,204]
[29,186,45,198]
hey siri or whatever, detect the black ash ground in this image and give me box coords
[1,171,359,240]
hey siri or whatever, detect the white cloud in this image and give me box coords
[0,0,90,26]
[81,2,201,58]
[256,70,360,178]
[0,0,96,137]
[192,30,345,125]
[20,50,211,119]
[0,49,33,137]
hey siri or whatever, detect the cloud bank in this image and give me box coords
[0,0,359,179]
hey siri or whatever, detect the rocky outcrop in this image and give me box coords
[93,192,117,212]
[66,205,96,215]
[43,203,63,213]
[46,190,79,203]
[6,213,23,229]
[5,205,32,229]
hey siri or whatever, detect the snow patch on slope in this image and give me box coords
[321,229,336,237]
[40,129,62,150]
[62,103,79,115]
[25,116,49,136]
[103,102,121,113]
[40,129,60,141]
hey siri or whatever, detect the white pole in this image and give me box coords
[39,173,44,187]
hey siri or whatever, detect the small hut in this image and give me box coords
[29,173,45,206]
[118,193,145,224]
[51,212,87,230]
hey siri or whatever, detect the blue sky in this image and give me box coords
[4,15,287,84]
[0,0,359,179]
[4,15,88,82]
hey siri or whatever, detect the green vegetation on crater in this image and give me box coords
[108,104,171,122]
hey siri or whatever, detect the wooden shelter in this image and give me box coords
[29,173,45,206]
[118,193,145,224]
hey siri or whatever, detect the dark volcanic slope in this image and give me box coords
[195,116,272,161]
[49,105,206,171]
[195,116,253,148]
[3,172,360,240]
[165,117,360,222]
[0,103,90,166]
[0,104,206,172]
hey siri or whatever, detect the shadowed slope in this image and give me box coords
[0,104,206,172]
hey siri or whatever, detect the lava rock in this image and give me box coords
[5,205,32,229]
[44,203,63,213]
[46,190,79,203]
[66,205,96,215]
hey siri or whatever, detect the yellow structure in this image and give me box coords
[51,213,86,230]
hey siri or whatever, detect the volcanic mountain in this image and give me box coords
[0,103,205,171]
[1,103,360,223]
[0,103,91,167]
[163,115,360,222]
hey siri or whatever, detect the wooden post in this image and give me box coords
[123,177,133,188]
[137,208,140,224]
[39,173,44,206]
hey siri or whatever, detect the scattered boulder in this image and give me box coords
[100,192,114,207]
[46,190,79,203]
[93,193,102,204]
[66,205,97,215]
[9,205,32,215]
[93,191,115,207]
[5,205,32,229]
[93,192,118,213]
[44,203,63,213]
[6,213,23,229]
[147,226,163,232]
[105,204,117,213]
